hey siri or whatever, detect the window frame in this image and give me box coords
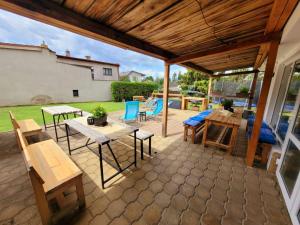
[103,67,113,76]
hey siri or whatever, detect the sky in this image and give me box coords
[0,9,187,78]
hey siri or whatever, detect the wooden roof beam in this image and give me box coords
[212,69,259,78]
[254,0,299,69]
[0,0,174,60]
[166,32,282,64]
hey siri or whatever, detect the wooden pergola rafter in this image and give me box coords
[0,0,298,167]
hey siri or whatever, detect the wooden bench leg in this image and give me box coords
[184,126,188,141]
[75,175,85,209]
[29,172,52,225]
[191,127,195,144]
[261,143,272,165]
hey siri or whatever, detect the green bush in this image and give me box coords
[111,81,159,102]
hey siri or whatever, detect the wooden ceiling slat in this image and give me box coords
[254,0,298,68]
[111,0,181,32]
[0,0,297,73]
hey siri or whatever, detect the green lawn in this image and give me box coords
[0,101,124,132]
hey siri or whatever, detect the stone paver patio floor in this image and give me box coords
[0,109,291,225]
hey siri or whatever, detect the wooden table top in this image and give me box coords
[205,110,242,127]
[41,105,82,115]
[26,139,82,193]
[18,119,42,135]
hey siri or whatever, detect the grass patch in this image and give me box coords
[0,101,124,132]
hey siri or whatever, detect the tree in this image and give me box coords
[178,69,209,91]
[172,72,177,82]
[143,76,154,82]
[120,75,130,82]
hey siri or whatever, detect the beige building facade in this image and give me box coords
[0,43,119,106]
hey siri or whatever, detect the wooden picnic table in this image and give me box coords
[202,110,242,154]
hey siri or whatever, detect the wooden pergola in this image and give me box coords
[0,0,298,166]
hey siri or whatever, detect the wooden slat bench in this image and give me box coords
[130,130,154,160]
[9,111,42,137]
[16,129,85,225]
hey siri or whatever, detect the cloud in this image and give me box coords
[0,9,187,78]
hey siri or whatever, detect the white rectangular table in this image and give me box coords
[41,105,83,141]
[64,117,138,189]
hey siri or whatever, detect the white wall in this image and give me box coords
[57,57,119,81]
[0,48,113,106]
[128,71,145,82]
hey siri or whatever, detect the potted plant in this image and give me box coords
[236,86,249,97]
[190,101,200,111]
[92,105,107,126]
[221,99,234,112]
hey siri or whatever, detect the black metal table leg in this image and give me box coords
[134,130,137,166]
[149,137,152,156]
[42,109,47,130]
[53,115,58,142]
[141,140,144,160]
[65,124,71,155]
[98,144,105,189]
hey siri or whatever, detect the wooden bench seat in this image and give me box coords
[9,111,42,137]
[130,130,154,160]
[16,129,85,225]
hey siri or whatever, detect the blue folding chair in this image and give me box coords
[122,101,139,122]
[146,98,163,118]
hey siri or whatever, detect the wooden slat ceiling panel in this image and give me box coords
[191,47,258,71]
[51,0,280,73]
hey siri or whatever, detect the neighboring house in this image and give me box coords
[120,71,146,82]
[0,42,119,106]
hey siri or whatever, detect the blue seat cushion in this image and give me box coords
[247,127,276,144]
[247,117,269,129]
[183,110,213,126]
[184,119,202,127]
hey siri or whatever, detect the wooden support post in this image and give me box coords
[247,71,259,110]
[246,41,279,167]
[208,77,212,103]
[162,62,170,137]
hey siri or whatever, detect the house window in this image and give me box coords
[270,64,293,129]
[73,90,79,97]
[103,68,112,76]
[276,61,300,141]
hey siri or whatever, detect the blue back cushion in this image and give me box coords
[247,127,276,144]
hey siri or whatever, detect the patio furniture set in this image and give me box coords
[9,103,157,225]
[183,108,277,165]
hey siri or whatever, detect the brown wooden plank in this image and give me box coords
[213,70,259,78]
[254,0,298,68]
[247,71,259,109]
[166,32,281,64]
[162,63,170,137]
[247,41,279,166]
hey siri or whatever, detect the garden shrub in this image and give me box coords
[111,81,159,102]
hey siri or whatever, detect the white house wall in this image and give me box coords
[0,48,113,106]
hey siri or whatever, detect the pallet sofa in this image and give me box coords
[183,110,213,143]
[247,116,276,165]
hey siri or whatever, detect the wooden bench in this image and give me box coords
[16,129,85,225]
[130,130,154,160]
[9,111,42,137]
[133,96,146,102]
[184,123,205,144]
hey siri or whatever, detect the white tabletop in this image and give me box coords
[42,105,82,115]
[65,117,138,145]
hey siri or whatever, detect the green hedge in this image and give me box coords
[111,82,159,102]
